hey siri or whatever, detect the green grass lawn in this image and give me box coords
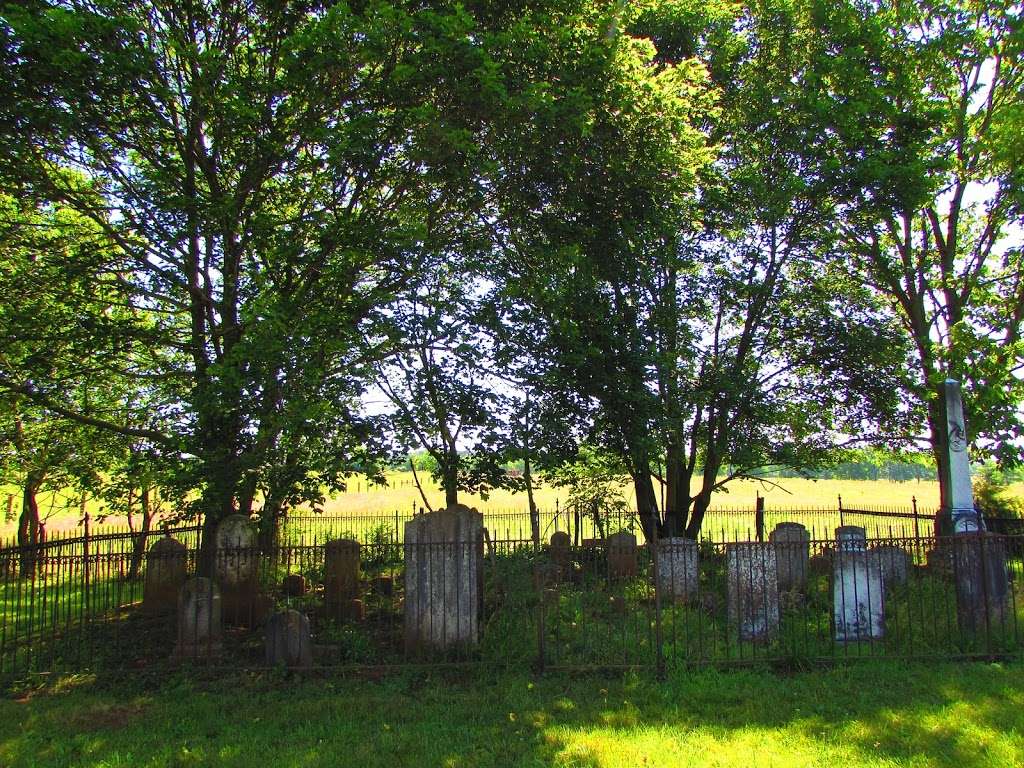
[0,662,1021,767]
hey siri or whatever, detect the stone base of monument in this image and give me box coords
[265,610,314,668]
[833,551,884,642]
[953,533,1010,634]
[726,543,779,643]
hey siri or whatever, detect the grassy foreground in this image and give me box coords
[1,662,1021,767]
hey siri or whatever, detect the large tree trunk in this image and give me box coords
[17,472,43,578]
[126,484,155,581]
[633,464,660,543]
[663,441,687,537]
[524,452,540,546]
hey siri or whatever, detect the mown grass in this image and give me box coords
[0,661,1022,767]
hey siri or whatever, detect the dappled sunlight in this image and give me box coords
[0,663,1021,767]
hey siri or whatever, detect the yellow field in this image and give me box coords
[318,471,943,516]
[4,472,1022,539]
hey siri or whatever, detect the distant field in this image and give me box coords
[4,472,1022,540]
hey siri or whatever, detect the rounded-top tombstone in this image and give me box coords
[549,531,571,574]
[833,528,884,642]
[142,534,188,616]
[215,514,258,626]
[215,514,258,586]
[606,530,638,580]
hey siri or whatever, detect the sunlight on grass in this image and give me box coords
[0,663,1021,767]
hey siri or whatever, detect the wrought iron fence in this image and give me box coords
[0,520,1021,679]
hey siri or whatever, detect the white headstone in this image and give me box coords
[656,538,699,603]
[834,546,884,642]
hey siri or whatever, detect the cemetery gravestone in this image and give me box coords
[325,538,361,619]
[175,577,222,660]
[142,535,188,615]
[872,545,911,590]
[265,609,314,668]
[770,522,810,593]
[938,379,1010,634]
[833,527,884,641]
[606,531,638,580]
[404,504,484,653]
[656,538,699,603]
[549,531,571,576]
[215,514,259,626]
[726,543,779,642]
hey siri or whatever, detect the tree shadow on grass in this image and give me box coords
[0,662,1021,767]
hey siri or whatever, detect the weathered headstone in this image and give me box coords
[174,577,222,660]
[833,529,884,641]
[606,531,638,580]
[656,538,699,603]
[404,504,484,653]
[872,545,911,590]
[324,538,360,611]
[215,514,258,625]
[142,535,188,615]
[836,526,867,551]
[549,531,571,575]
[265,609,314,668]
[939,379,1010,633]
[770,522,810,593]
[726,543,779,642]
[372,575,394,597]
[282,573,308,597]
[953,533,1010,633]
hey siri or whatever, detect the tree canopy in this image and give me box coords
[1,0,1020,541]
